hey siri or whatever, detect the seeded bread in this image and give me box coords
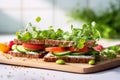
[14,39,95,47]
[45,39,75,47]
[14,39,45,45]
[9,51,47,58]
[44,53,95,63]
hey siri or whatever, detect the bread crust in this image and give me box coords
[9,51,47,58]
[14,39,45,45]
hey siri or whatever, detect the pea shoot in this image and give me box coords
[16,17,100,49]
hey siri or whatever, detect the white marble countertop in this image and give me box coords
[0,34,120,80]
[0,64,120,80]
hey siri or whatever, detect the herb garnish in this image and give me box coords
[16,17,100,49]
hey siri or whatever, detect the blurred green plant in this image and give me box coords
[68,0,120,39]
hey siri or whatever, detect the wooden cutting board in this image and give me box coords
[0,52,120,74]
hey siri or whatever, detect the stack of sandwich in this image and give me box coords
[9,19,103,63]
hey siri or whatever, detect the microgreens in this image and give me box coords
[16,17,101,49]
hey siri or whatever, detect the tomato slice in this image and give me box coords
[45,47,67,52]
[93,45,104,51]
[69,46,89,52]
[23,43,44,51]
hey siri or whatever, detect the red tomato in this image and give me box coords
[45,47,67,52]
[93,45,104,51]
[23,43,44,50]
[69,46,89,52]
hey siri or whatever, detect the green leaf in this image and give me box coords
[63,35,70,41]
[40,30,49,39]
[101,49,116,59]
[56,28,63,35]
[79,38,86,43]
[77,38,85,49]
[63,32,71,40]
[16,32,21,39]
[105,52,116,59]
[82,24,87,29]
[36,16,41,22]
[48,26,53,29]
[50,33,56,39]
[32,27,37,31]
[16,31,19,37]
[108,46,120,54]
[21,31,32,41]
[32,31,38,38]
[93,30,101,40]
[77,44,84,49]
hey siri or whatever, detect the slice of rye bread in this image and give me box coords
[14,39,76,46]
[14,39,45,45]
[44,53,96,63]
[14,39,95,47]
[9,51,48,58]
[45,39,75,47]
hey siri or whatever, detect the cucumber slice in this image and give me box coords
[71,52,86,56]
[12,45,17,50]
[24,48,40,52]
[53,51,72,56]
[16,45,28,53]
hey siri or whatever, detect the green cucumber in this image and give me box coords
[12,45,17,50]
[24,48,40,52]
[16,45,28,53]
[53,51,72,56]
[71,52,86,56]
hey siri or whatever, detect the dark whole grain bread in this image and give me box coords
[14,39,95,47]
[9,51,48,58]
[45,39,76,47]
[44,53,95,63]
[14,39,76,47]
[14,39,45,45]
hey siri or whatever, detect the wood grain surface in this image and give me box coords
[0,52,120,74]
